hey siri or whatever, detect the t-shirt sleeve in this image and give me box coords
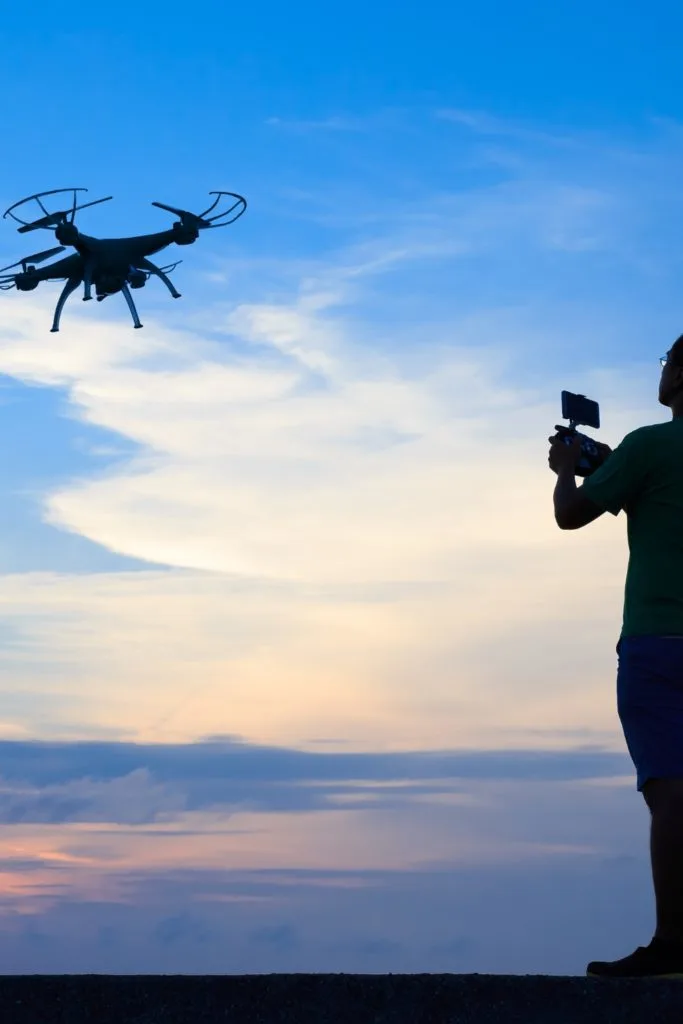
[580,429,650,516]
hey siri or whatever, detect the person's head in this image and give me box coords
[658,335,683,415]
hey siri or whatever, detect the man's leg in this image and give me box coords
[642,778,683,944]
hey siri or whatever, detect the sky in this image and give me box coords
[0,0,681,976]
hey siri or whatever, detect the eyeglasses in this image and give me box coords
[661,354,671,367]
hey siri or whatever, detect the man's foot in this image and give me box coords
[587,936,683,978]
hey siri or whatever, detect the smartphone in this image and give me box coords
[561,390,600,430]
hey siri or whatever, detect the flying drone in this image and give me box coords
[0,187,247,331]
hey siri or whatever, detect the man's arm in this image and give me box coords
[554,467,606,530]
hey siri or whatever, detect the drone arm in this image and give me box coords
[50,276,82,333]
[120,282,143,329]
[137,258,181,298]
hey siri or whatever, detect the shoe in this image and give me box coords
[587,937,683,978]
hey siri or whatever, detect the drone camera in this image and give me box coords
[128,270,146,290]
[554,390,605,478]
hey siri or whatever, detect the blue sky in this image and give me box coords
[0,0,680,975]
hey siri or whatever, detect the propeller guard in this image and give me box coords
[200,191,247,227]
[152,191,247,229]
[3,188,113,233]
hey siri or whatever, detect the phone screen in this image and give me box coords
[561,391,600,429]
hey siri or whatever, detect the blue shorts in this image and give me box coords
[617,635,683,792]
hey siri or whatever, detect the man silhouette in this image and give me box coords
[548,336,683,979]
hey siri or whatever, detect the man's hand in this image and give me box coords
[548,434,613,476]
[548,434,582,475]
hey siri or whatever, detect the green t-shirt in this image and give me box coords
[581,418,683,639]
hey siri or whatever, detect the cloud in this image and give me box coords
[1,111,675,772]
[0,130,667,753]
[0,118,669,783]
[0,815,650,974]
[153,910,215,946]
[0,736,631,827]
[266,115,368,133]
[248,922,301,949]
[0,287,636,591]
[0,557,635,757]
[434,107,578,147]
[0,765,186,825]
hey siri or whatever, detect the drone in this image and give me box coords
[0,187,247,331]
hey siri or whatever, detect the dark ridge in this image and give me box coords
[2,973,683,1023]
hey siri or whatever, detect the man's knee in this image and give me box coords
[642,777,683,813]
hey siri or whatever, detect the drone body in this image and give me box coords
[0,188,247,331]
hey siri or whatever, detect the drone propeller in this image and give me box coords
[151,191,247,229]
[3,189,113,234]
[0,245,66,275]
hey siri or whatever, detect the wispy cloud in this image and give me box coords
[0,737,630,824]
[266,115,369,133]
[434,107,580,147]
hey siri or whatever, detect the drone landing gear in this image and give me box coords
[51,277,143,330]
[82,257,95,301]
[50,276,82,332]
[137,258,181,299]
[120,282,143,328]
